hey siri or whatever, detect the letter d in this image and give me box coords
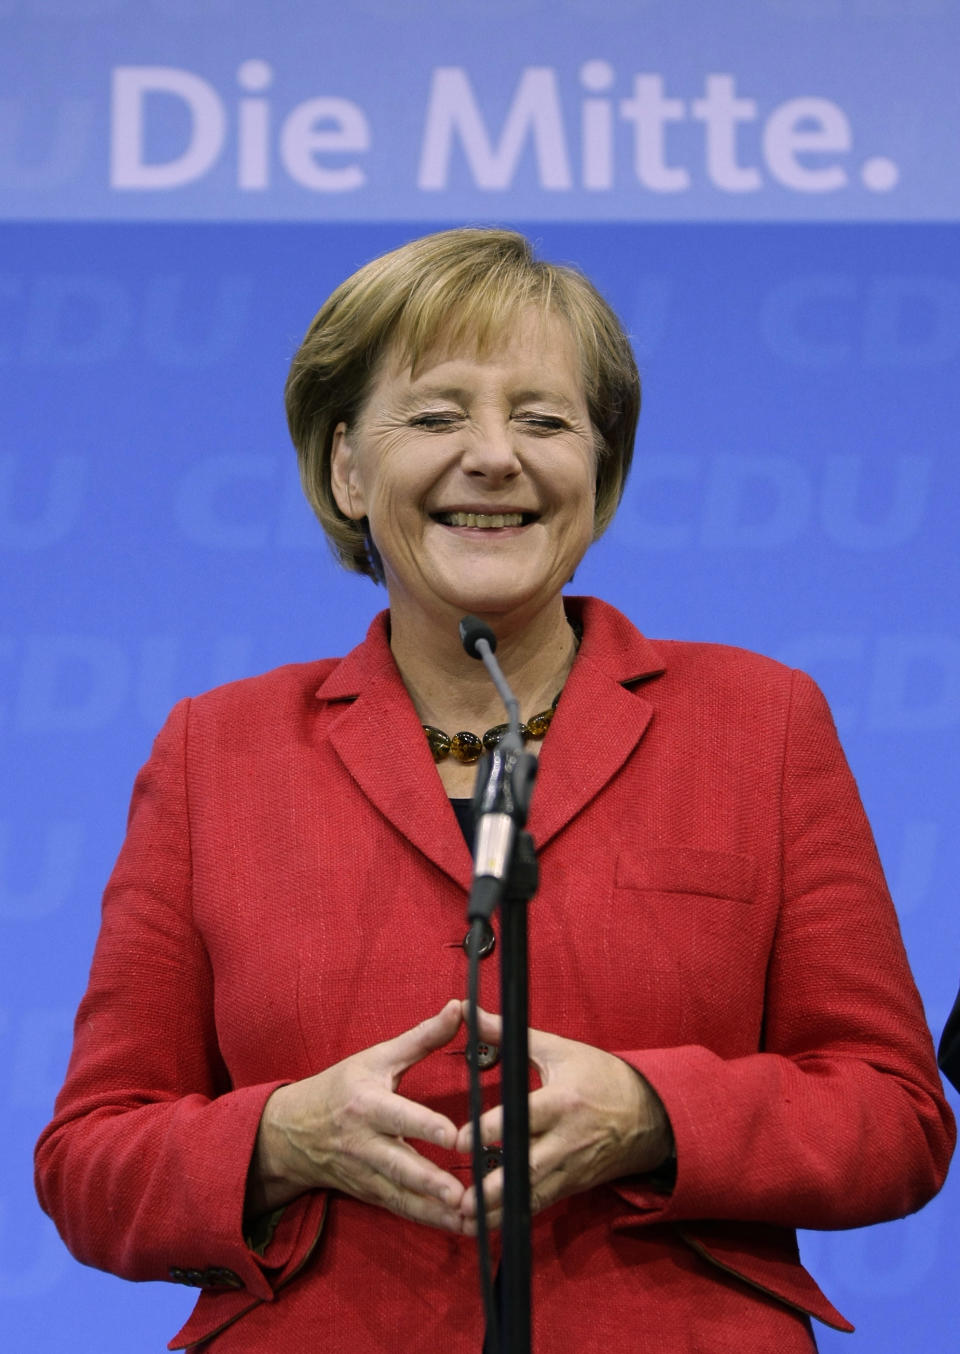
[111,67,225,189]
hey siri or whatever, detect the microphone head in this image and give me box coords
[459,615,497,659]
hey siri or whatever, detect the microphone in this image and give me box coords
[459,616,536,921]
[458,615,497,661]
[458,616,520,733]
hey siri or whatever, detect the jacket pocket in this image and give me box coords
[615,846,757,903]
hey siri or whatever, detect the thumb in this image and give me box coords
[462,1003,558,1079]
[381,999,463,1078]
[461,1002,503,1046]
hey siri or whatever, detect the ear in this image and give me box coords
[330,421,367,520]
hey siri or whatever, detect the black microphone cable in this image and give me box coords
[466,909,499,1354]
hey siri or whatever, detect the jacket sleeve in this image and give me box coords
[33,699,325,1301]
[613,669,955,1228]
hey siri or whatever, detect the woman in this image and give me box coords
[35,228,954,1352]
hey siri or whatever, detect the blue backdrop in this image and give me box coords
[3,5,959,1351]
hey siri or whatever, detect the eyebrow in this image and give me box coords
[398,382,583,413]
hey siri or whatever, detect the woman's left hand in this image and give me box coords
[455,1005,673,1233]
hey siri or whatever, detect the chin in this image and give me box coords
[435,581,551,623]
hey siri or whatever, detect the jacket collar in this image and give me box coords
[315,597,665,892]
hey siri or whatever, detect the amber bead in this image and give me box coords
[422,689,562,761]
[482,721,529,751]
[526,708,554,738]
[449,731,484,763]
[423,726,450,762]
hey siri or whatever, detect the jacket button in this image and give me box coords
[466,1040,500,1070]
[168,1265,242,1290]
[482,1147,503,1174]
[462,921,495,958]
[169,1267,203,1286]
[203,1267,244,1290]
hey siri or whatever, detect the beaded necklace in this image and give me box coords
[423,695,559,764]
[422,619,581,764]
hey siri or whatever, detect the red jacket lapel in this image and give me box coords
[313,599,665,884]
[315,613,474,893]
[530,598,664,851]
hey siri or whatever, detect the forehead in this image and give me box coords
[377,309,585,394]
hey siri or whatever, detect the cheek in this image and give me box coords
[353,456,406,526]
[571,464,599,535]
[363,481,428,563]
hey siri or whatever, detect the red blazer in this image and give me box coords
[35,598,954,1353]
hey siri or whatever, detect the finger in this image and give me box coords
[322,1118,466,1217]
[525,1029,560,1075]
[461,1003,560,1081]
[367,1169,466,1233]
[459,1166,504,1222]
[454,1102,504,1156]
[461,1206,502,1236]
[454,1078,570,1154]
[460,1163,572,1231]
[527,1161,583,1217]
[377,1000,463,1079]
[526,1130,576,1194]
[462,1002,502,1045]
[362,1136,466,1211]
[461,1157,571,1232]
[458,1147,584,1229]
[360,1085,461,1152]
[525,1085,571,1137]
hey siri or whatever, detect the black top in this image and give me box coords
[450,797,475,849]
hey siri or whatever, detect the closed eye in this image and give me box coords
[515,415,570,433]
[409,412,463,430]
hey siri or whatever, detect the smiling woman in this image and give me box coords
[286,228,639,583]
[327,312,597,659]
[35,228,954,1354]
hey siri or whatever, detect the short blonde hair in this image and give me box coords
[285,227,640,580]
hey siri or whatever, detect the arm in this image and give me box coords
[459,671,953,1233]
[613,670,954,1228]
[34,699,467,1303]
[34,700,313,1297]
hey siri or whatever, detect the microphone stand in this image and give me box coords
[460,616,538,1354]
[498,810,537,1354]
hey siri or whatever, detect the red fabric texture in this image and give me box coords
[34,598,954,1352]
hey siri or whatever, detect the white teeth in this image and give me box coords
[440,511,525,528]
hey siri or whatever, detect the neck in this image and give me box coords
[388,595,578,733]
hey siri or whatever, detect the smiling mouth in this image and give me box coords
[433,511,537,529]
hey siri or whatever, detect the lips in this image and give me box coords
[432,510,537,528]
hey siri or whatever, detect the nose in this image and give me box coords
[459,417,522,483]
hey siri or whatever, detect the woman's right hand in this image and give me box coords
[246,999,467,1233]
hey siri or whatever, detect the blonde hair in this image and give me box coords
[285,227,640,580]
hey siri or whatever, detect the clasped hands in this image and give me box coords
[249,999,673,1235]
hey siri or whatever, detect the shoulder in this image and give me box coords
[574,596,828,734]
[653,637,799,690]
[151,658,344,761]
[172,611,392,728]
[151,609,392,753]
[651,642,828,746]
[189,658,340,718]
[576,595,804,695]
